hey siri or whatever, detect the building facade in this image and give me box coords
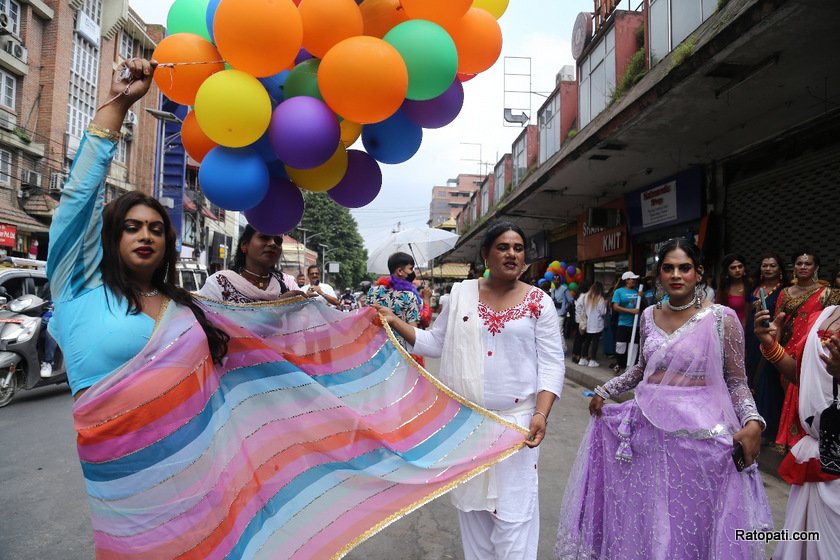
[0,0,162,259]
[427,173,482,228]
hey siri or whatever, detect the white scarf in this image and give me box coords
[439,280,484,406]
[200,270,287,303]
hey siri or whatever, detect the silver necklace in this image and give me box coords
[244,268,271,279]
[665,298,694,311]
[141,288,159,297]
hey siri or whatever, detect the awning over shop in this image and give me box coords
[22,192,59,219]
[0,192,49,233]
[182,194,197,212]
[422,262,470,279]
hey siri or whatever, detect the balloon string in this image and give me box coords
[96,60,227,112]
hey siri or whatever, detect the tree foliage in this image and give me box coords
[294,193,368,290]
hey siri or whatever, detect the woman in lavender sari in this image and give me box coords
[555,238,772,559]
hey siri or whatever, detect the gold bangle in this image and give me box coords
[532,410,548,423]
[761,342,786,364]
[87,123,121,141]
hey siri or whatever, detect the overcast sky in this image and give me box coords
[128,0,591,250]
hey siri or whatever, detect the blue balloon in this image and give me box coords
[259,70,290,103]
[198,147,269,211]
[266,160,288,179]
[362,110,423,164]
[205,0,221,42]
[544,271,555,282]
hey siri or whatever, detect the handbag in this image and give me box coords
[578,301,588,331]
[819,378,840,475]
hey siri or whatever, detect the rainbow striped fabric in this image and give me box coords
[73,298,526,559]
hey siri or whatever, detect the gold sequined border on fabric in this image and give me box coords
[332,441,526,560]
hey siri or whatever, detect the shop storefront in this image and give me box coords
[576,198,629,289]
[624,167,706,275]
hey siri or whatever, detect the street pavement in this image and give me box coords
[0,358,791,560]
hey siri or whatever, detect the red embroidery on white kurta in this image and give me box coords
[478,288,543,335]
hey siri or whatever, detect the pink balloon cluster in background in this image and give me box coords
[155,0,508,234]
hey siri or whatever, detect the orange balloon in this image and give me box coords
[152,34,224,105]
[214,0,303,77]
[298,0,364,58]
[401,0,471,29]
[340,119,362,147]
[359,0,408,38]
[181,111,218,163]
[449,7,502,74]
[318,36,408,124]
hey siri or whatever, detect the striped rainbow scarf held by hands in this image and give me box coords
[73,297,526,560]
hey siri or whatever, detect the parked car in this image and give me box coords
[175,260,209,293]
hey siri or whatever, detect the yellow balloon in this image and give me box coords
[472,0,508,19]
[194,70,272,148]
[286,144,348,192]
[340,120,362,147]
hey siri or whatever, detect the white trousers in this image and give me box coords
[557,316,566,351]
[774,479,840,559]
[457,506,539,560]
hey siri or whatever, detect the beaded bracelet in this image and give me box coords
[760,342,786,364]
[593,385,610,400]
[87,123,121,142]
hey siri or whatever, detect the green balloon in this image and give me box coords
[384,20,458,101]
[568,282,579,292]
[167,0,212,41]
[284,59,323,101]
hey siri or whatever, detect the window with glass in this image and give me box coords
[0,148,11,186]
[0,0,21,37]
[649,0,717,65]
[578,27,616,129]
[480,180,489,216]
[114,138,127,164]
[0,69,15,110]
[119,32,135,61]
[493,160,506,204]
[512,134,527,186]
[67,0,102,140]
[538,91,561,164]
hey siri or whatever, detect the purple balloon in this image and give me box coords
[295,47,314,65]
[269,97,340,169]
[327,150,383,208]
[244,177,305,235]
[402,79,464,129]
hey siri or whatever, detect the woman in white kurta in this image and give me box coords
[377,222,565,560]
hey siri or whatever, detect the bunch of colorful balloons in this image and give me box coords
[544,260,584,296]
[153,0,510,235]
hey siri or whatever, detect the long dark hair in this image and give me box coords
[716,253,750,304]
[655,238,705,276]
[231,224,283,274]
[480,221,527,257]
[751,252,788,288]
[101,192,229,364]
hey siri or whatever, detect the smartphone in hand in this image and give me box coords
[759,287,770,328]
[732,441,747,472]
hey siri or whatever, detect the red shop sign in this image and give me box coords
[0,223,16,248]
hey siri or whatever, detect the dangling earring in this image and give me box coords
[694,282,704,308]
[814,268,820,283]
[655,280,664,309]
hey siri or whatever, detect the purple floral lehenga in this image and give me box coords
[555,305,772,559]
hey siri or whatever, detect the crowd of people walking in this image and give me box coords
[44,59,840,560]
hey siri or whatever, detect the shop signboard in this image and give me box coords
[625,168,704,236]
[576,199,627,261]
[0,224,16,248]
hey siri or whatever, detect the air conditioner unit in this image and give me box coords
[49,172,67,192]
[21,170,41,187]
[0,13,10,36]
[0,111,15,131]
[124,110,138,127]
[2,37,26,63]
[16,188,26,198]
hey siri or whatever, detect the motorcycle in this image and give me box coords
[0,293,67,408]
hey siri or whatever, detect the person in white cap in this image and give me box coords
[610,271,640,373]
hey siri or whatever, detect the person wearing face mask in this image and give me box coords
[198,225,302,303]
[367,252,422,349]
[301,264,340,306]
